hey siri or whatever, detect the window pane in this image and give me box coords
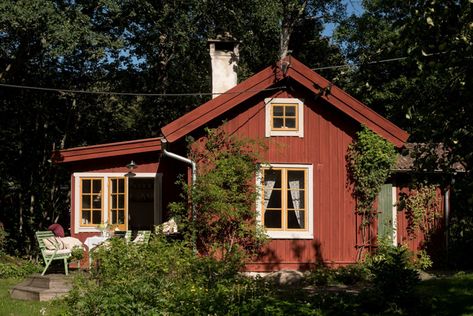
[92,211,101,224]
[82,211,91,224]
[118,210,125,224]
[111,179,117,193]
[267,190,282,209]
[93,180,102,193]
[288,211,305,229]
[285,105,296,117]
[264,210,282,228]
[82,180,91,193]
[285,118,296,128]
[273,105,284,116]
[273,118,284,128]
[118,195,124,208]
[287,191,305,209]
[118,179,125,193]
[111,211,117,224]
[82,195,90,209]
[111,196,117,208]
[92,195,101,208]
[287,170,305,187]
[264,169,281,188]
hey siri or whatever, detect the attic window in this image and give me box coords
[265,98,304,137]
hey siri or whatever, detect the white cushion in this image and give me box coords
[44,249,71,256]
[43,237,65,250]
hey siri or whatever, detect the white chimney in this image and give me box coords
[208,34,239,98]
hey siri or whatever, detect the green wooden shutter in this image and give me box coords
[378,183,393,240]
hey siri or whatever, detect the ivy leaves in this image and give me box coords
[348,126,397,216]
[347,126,397,259]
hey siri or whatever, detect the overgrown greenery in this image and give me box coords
[336,0,473,269]
[347,126,397,259]
[61,233,473,315]
[170,127,267,261]
[0,225,41,278]
[399,184,441,238]
[65,237,272,315]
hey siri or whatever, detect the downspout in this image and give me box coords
[445,173,455,263]
[161,138,197,216]
[161,138,197,251]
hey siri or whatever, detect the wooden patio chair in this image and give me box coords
[133,230,151,244]
[35,231,71,276]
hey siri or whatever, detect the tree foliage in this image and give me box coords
[170,127,267,261]
[337,0,473,267]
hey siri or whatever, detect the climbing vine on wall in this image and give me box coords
[347,126,397,260]
[399,184,441,238]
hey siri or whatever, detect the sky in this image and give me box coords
[323,0,364,38]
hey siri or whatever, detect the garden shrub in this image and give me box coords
[65,236,271,315]
[170,127,267,262]
[306,265,335,286]
[361,243,421,314]
[0,255,41,278]
[334,264,370,286]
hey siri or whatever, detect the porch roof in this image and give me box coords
[52,137,162,164]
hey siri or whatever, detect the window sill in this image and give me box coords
[265,231,313,239]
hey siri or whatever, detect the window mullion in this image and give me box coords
[283,169,287,230]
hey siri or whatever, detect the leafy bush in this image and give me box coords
[334,264,370,286]
[0,255,41,278]
[362,244,421,314]
[65,236,271,315]
[306,265,336,286]
[170,127,267,262]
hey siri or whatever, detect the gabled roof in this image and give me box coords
[53,137,162,164]
[161,56,409,147]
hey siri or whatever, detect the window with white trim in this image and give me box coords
[257,164,313,239]
[73,173,162,233]
[265,98,304,137]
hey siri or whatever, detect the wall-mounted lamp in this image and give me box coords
[126,160,137,177]
[127,160,137,170]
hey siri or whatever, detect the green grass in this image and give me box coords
[2,272,473,315]
[0,278,67,316]
[418,272,473,316]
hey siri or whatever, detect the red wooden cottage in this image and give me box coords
[54,42,449,271]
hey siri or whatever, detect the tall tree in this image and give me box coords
[336,0,473,267]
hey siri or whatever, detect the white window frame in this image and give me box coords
[265,98,304,138]
[73,172,162,233]
[256,163,313,239]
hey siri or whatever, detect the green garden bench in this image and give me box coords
[35,231,71,276]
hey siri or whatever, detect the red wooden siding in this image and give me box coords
[187,88,360,271]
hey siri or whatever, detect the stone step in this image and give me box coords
[27,274,73,289]
[10,274,73,301]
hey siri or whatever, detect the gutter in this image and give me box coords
[161,138,197,252]
[161,138,197,189]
